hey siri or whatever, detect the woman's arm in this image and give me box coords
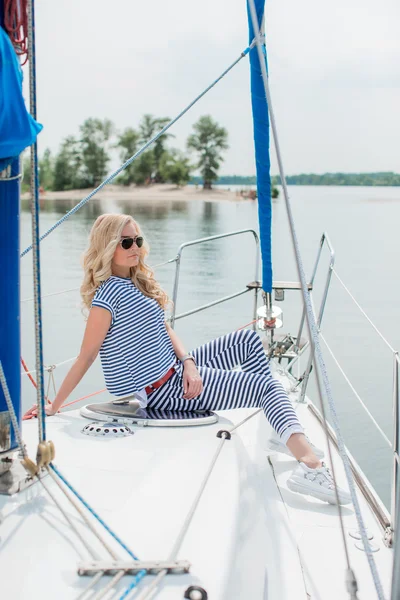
[165,322,203,400]
[33,307,112,416]
[165,321,189,360]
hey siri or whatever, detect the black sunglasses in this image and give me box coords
[119,236,144,250]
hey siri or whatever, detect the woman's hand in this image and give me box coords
[29,403,58,417]
[182,361,203,400]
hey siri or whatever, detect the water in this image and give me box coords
[20,185,400,508]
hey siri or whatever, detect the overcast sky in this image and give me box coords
[27,0,400,176]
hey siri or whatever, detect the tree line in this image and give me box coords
[272,172,400,186]
[192,173,400,186]
[26,115,229,191]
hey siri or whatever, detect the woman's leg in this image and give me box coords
[190,329,271,377]
[189,330,320,463]
[153,365,305,447]
[149,364,349,503]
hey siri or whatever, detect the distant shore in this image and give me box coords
[20,184,251,203]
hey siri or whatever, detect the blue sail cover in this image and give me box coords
[0,27,42,170]
[247,0,272,292]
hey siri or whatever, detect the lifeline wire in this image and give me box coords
[27,0,46,442]
[247,1,384,597]
[20,39,258,258]
[320,333,392,448]
[332,269,397,354]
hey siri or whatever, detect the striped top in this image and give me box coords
[92,276,176,400]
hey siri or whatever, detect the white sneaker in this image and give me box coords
[287,462,351,505]
[269,436,325,459]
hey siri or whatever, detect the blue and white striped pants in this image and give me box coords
[147,329,303,444]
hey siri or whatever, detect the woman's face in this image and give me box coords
[112,221,141,273]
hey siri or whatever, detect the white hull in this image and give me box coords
[0,371,393,599]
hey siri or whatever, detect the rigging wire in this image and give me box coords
[247,1,384,597]
[26,0,46,443]
[20,40,258,259]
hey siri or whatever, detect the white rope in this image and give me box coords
[332,269,396,354]
[320,333,392,448]
[151,258,177,269]
[122,409,264,600]
[131,434,228,600]
[21,356,77,376]
[46,466,119,560]
[21,286,80,303]
[20,258,176,304]
[230,407,263,433]
[76,572,105,600]
[37,473,100,560]
[93,572,126,600]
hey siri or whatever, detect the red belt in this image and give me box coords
[145,365,176,395]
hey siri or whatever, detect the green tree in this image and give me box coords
[131,152,154,185]
[187,115,228,189]
[271,185,279,198]
[138,114,174,183]
[115,127,140,185]
[53,136,83,191]
[39,148,54,190]
[21,153,31,192]
[159,150,191,187]
[79,118,114,187]
[21,149,54,191]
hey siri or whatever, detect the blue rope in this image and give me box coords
[27,0,46,441]
[20,42,254,259]
[51,464,148,592]
[50,464,141,560]
[118,574,147,600]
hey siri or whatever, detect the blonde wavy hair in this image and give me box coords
[80,213,170,312]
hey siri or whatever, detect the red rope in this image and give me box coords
[4,0,29,65]
[61,388,107,409]
[20,356,38,389]
[22,388,107,421]
[21,354,107,420]
[236,319,257,331]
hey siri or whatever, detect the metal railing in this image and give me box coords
[391,353,400,546]
[169,229,261,329]
[283,233,399,546]
[297,233,335,402]
[282,233,335,379]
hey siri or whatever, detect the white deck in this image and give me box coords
[0,385,393,599]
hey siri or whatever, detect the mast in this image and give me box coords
[0,1,22,459]
[246,0,272,294]
[0,0,42,473]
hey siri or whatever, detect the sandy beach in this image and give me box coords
[21,184,251,203]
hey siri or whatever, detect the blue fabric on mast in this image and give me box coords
[0,27,42,164]
[247,0,272,292]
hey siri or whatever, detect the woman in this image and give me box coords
[36,213,350,506]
